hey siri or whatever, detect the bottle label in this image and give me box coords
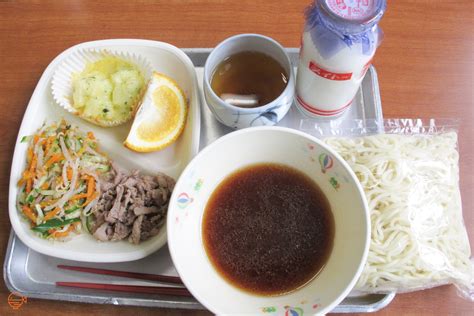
[308,61,353,81]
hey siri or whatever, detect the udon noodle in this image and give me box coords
[325,132,473,296]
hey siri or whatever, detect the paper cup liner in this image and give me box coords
[51,48,153,127]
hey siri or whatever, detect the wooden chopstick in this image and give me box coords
[56,282,192,297]
[57,265,183,285]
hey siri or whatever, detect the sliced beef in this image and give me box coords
[105,184,124,223]
[112,222,132,241]
[129,214,144,244]
[134,205,160,216]
[91,165,174,244]
[93,223,111,241]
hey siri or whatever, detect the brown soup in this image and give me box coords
[202,163,334,296]
[210,51,288,108]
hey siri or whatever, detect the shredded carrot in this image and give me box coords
[82,192,98,207]
[86,176,95,196]
[30,154,37,171]
[66,167,73,180]
[39,198,57,207]
[24,151,38,194]
[43,207,61,221]
[22,205,37,223]
[53,231,69,238]
[43,136,54,154]
[87,132,95,140]
[22,170,34,180]
[43,139,49,153]
[52,224,76,238]
[27,147,33,163]
[77,175,96,206]
[18,170,34,186]
[26,179,32,194]
[41,182,49,190]
[33,135,40,145]
[28,155,37,183]
[44,154,63,169]
[71,193,88,200]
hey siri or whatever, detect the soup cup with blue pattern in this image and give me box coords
[203,34,295,129]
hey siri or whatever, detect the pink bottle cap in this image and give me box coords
[326,0,376,20]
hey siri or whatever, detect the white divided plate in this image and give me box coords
[8,39,201,262]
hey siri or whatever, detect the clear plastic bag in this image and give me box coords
[303,119,473,301]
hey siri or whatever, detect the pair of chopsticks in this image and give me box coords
[56,265,192,297]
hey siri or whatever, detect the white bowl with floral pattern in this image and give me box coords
[167,126,370,315]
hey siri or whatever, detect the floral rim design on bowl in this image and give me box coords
[260,298,322,315]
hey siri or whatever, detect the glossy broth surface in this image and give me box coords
[210,51,288,108]
[202,163,334,296]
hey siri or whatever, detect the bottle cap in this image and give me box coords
[318,0,386,34]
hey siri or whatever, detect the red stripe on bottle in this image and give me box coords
[296,95,353,116]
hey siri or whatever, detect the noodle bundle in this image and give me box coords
[325,132,473,298]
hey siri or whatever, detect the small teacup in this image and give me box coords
[203,34,295,129]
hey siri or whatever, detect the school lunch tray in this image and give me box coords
[4,48,395,313]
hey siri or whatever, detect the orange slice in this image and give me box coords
[124,72,188,152]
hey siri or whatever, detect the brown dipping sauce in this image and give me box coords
[210,51,288,108]
[202,163,334,296]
